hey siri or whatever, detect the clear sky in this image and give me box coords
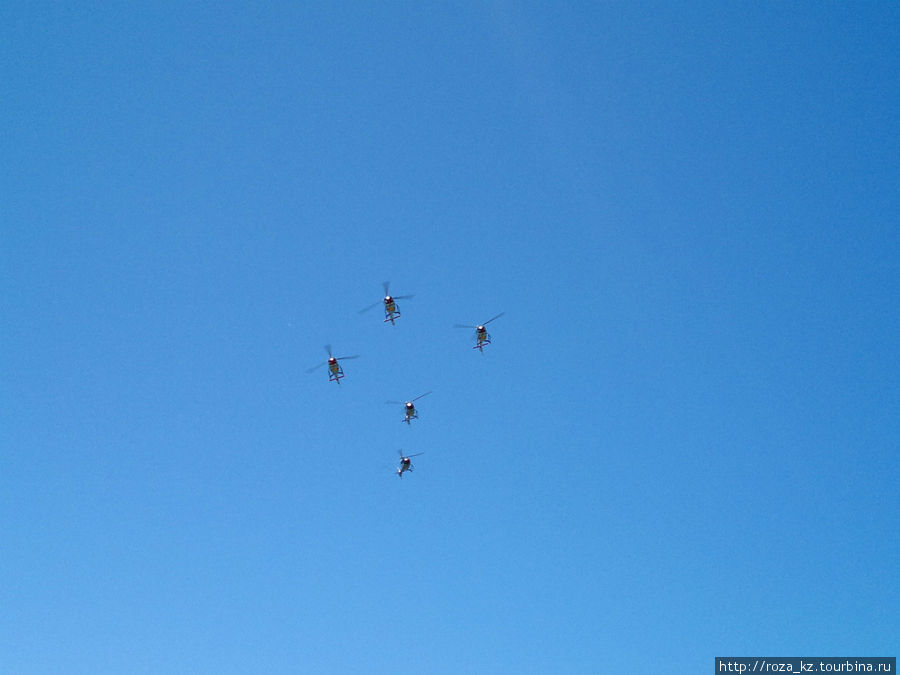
[2,2,898,673]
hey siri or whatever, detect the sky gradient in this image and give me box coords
[2,3,898,673]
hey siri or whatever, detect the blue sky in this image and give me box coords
[2,2,898,673]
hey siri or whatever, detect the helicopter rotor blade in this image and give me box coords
[359,300,381,314]
[404,452,425,458]
[306,361,328,373]
[382,281,391,296]
[483,312,505,325]
[385,400,403,405]
[411,391,432,402]
[391,294,414,300]
[324,344,333,357]
[453,323,477,329]
[336,354,360,361]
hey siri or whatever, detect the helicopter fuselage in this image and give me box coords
[474,328,491,351]
[397,458,412,477]
[383,296,400,324]
[403,403,418,424]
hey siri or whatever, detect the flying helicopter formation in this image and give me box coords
[304,345,360,385]
[359,281,414,326]
[386,391,432,425]
[306,282,504,478]
[454,313,506,352]
[396,450,424,478]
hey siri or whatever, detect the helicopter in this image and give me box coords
[454,312,505,352]
[396,450,424,478]
[359,281,413,325]
[305,345,360,385]
[385,391,432,425]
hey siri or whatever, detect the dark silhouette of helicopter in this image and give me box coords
[359,281,413,325]
[385,391,432,425]
[305,345,359,385]
[396,450,424,478]
[454,312,505,352]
